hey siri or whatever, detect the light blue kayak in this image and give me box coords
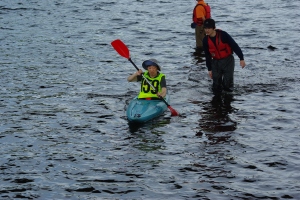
[126,95,170,123]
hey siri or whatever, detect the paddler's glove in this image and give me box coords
[191,22,196,29]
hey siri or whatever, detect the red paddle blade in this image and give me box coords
[168,106,180,116]
[111,39,130,59]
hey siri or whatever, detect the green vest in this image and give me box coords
[138,72,165,99]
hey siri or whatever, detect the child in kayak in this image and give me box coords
[127,59,167,99]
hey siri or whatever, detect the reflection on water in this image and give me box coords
[130,131,165,152]
[128,118,170,151]
[200,94,236,132]
[128,117,171,133]
[128,122,144,133]
[192,49,206,65]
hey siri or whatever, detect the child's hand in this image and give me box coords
[136,69,143,76]
[157,92,163,98]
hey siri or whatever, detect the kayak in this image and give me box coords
[126,95,170,123]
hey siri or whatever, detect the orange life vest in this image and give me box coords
[193,3,211,25]
[207,30,232,60]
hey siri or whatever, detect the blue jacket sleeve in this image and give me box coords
[221,31,244,61]
[203,36,213,71]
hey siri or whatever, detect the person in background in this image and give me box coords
[127,59,167,99]
[202,18,246,96]
[191,0,208,51]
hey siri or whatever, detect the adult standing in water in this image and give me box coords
[202,18,246,96]
[191,0,209,51]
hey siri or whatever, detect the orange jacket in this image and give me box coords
[192,1,206,25]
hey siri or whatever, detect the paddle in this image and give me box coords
[111,39,179,116]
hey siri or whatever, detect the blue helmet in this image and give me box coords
[142,59,161,71]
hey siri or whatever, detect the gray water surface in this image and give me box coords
[1,0,300,199]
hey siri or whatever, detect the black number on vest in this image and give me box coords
[141,79,159,94]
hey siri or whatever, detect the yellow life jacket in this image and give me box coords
[138,72,165,99]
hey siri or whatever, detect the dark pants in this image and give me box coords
[211,55,235,95]
[195,25,205,49]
